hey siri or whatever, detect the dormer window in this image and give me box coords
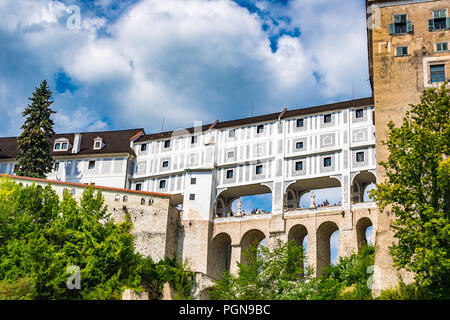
[93,137,103,150]
[54,138,70,151]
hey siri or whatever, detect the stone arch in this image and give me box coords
[207,233,232,280]
[288,224,308,248]
[316,221,339,275]
[240,229,266,265]
[352,171,376,203]
[356,217,373,251]
[215,198,226,217]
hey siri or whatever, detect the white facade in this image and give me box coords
[128,102,376,222]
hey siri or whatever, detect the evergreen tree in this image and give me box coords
[16,80,56,178]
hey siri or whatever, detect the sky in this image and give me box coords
[0,0,372,137]
[0,0,374,263]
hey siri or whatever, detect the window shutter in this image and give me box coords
[428,19,434,31]
[407,20,413,32]
[446,17,450,29]
[389,23,395,35]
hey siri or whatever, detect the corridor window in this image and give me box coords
[162,161,169,168]
[430,64,446,83]
[189,194,196,201]
[324,157,332,167]
[226,170,234,179]
[191,178,196,185]
[256,165,263,175]
[159,180,166,189]
[140,144,147,152]
[135,183,142,191]
[257,125,264,134]
[389,14,413,35]
[296,118,304,127]
[164,140,171,148]
[88,160,95,170]
[429,9,448,31]
[324,114,331,123]
[295,161,303,171]
[355,109,364,118]
[229,129,235,138]
[296,141,304,149]
[356,152,365,162]
[54,162,60,171]
[191,136,197,144]
[227,151,235,159]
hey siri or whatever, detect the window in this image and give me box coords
[324,114,332,123]
[162,161,169,168]
[140,144,147,152]
[191,136,197,144]
[54,162,60,171]
[189,194,195,201]
[395,46,409,57]
[356,152,365,162]
[136,183,142,191]
[227,151,235,159]
[257,125,264,134]
[226,170,234,179]
[54,139,69,151]
[93,138,102,150]
[164,140,171,148]
[389,14,413,35]
[323,157,332,167]
[88,160,95,170]
[256,165,263,175]
[429,9,449,31]
[296,118,304,127]
[295,161,303,171]
[430,64,446,83]
[296,141,304,149]
[355,109,364,118]
[436,42,449,52]
[191,178,196,185]
[229,129,235,138]
[159,180,166,189]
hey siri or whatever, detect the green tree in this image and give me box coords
[370,83,450,299]
[0,178,195,300]
[210,240,311,300]
[16,80,56,178]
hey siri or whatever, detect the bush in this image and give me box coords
[0,178,194,300]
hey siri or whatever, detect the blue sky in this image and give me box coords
[0,0,371,137]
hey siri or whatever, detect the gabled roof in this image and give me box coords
[0,128,144,160]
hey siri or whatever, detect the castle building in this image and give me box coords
[0,0,448,296]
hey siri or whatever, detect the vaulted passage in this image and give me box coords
[240,229,266,265]
[216,184,272,217]
[316,221,339,276]
[352,171,376,203]
[207,233,232,280]
[285,176,342,211]
[288,224,308,248]
[356,217,373,251]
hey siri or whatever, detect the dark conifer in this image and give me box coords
[16,80,56,178]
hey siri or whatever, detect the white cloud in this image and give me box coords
[0,0,371,137]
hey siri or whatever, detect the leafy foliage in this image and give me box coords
[0,178,195,300]
[210,239,375,300]
[16,80,56,178]
[370,83,450,299]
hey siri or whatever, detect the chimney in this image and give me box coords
[72,133,82,154]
